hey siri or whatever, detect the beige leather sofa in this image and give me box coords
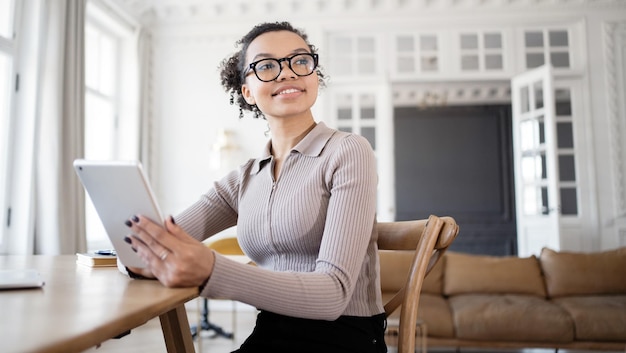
[381,247,626,351]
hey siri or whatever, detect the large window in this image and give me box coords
[84,2,139,251]
[0,0,16,252]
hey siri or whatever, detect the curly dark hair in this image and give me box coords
[219,21,327,119]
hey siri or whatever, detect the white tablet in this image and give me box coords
[73,159,163,268]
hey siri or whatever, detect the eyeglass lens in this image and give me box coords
[252,54,317,82]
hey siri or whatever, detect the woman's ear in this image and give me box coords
[241,84,256,105]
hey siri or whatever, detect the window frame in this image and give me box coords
[84,1,140,252]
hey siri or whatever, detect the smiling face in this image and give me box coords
[240,30,319,122]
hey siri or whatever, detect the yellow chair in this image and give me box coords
[378,215,459,353]
[191,236,244,340]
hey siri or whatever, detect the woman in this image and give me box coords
[124,21,387,353]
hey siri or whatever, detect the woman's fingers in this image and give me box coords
[123,214,215,288]
[124,216,174,269]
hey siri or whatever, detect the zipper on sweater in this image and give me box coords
[267,161,279,266]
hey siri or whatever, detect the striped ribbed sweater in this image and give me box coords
[175,122,383,320]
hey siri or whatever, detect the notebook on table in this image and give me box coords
[0,269,45,290]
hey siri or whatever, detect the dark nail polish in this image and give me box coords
[131,247,137,252]
[125,220,132,227]
[124,236,132,244]
[132,215,139,223]
[170,215,176,225]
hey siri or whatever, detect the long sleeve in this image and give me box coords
[176,122,383,320]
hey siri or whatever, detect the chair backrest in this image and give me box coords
[205,237,244,255]
[377,215,459,353]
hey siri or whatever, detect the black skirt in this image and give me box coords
[232,311,388,353]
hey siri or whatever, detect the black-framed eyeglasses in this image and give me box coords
[244,53,319,82]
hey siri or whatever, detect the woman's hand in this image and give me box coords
[124,215,215,288]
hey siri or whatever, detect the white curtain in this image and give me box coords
[34,0,86,254]
[138,28,154,177]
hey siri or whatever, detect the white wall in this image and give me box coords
[139,3,626,251]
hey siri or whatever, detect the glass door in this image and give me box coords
[511,65,560,256]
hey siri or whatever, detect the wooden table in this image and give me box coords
[0,255,198,353]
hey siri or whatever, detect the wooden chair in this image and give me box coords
[378,215,459,353]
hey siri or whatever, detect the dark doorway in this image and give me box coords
[394,105,517,256]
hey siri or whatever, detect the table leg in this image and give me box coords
[160,304,196,353]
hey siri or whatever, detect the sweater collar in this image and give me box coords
[251,121,335,174]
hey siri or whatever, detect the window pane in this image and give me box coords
[541,186,550,214]
[533,81,543,109]
[521,154,544,182]
[360,107,375,120]
[85,93,115,159]
[525,31,544,48]
[555,89,572,116]
[523,185,549,216]
[99,35,116,96]
[420,35,437,51]
[337,108,351,120]
[397,57,414,73]
[484,33,502,49]
[485,54,502,69]
[560,187,578,215]
[460,34,478,49]
[520,85,530,113]
[85,25,99,88]
[0,0,14,38]
[558,155,576,182]
[361,127,376,150]
[461,55,479,70]
[549,30,568,47]
[421,56,438,71]
[557,122,574,149]
[550,52,570,68]
[521,118,546,150]
[85,24,117,96]
[526,53,544,68]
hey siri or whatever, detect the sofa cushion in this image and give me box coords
[383,292,454,338]
[540,247,626,298]
[448,294,574,342]
[443,252,546,297]
[552,295,626,341]
[379,250,443,295]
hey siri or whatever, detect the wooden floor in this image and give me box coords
[85,299,617,353]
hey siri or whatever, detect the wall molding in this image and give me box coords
[603,21,626,220]
[392,81,511,107]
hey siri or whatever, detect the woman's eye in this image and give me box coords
[294,58,312,66]
[257,61,276,71]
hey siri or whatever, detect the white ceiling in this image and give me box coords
[106,0,621,25]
